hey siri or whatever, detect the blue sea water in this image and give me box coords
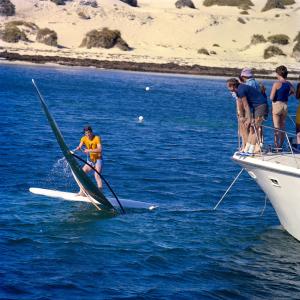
[1,63,300,299]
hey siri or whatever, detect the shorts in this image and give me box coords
[87,159,103,170]
[296,105,300,125]
[253,103,268,119]
[272,101,288,117]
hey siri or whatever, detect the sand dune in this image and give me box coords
[0,0,299,72]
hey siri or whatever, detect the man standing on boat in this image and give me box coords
[270,65,295,149]
[75,126,103,195]
[227,78,268,155]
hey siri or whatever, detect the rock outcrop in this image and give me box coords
[79,0,98,8]
[0,0,15,16]
[175,0,196,9]
[261,0,285,12]
[119,0,138,7]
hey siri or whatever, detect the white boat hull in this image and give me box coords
[233,153,300,241]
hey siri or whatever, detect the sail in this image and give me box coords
[32,79,114,210]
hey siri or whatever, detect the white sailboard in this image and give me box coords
[29,188,158,210]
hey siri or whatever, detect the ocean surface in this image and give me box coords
[1,64,300,299]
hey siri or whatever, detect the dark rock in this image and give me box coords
[79,0,98,8]
[3,51,300,79]
[0,0,15,16]
[175,0,196,9]
[50,0,72,5]
[119,0,138,7]
[262,0,285,12]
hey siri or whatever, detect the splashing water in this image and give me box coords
[53,157,71,178]
[42,157,75,190]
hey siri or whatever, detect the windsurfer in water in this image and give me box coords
[75,126,103,196]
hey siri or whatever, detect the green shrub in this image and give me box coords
[251,34,266,44]
[6,20,38,30]
[293,42,300,57]
[212,43,220,47]
[80,27,130,50]
[262,0,285,12]
[282,0,295,5]
[1,24,28,42]
[203,0,253,9]
[78,10,90,19]
[267,34,289,45]
[263,45,286,59]
[36,28,58,46]
[293,42,300,50]
[237,17,246,24]
[198,48,210,55]
[294,32,300,43]
[240,10,249,14]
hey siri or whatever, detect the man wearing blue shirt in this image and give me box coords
[227,78,268,155]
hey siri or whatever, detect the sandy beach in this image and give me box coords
[0,0,299,76]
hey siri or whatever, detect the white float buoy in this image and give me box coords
[145,86,150,91]
[138,116,144,123]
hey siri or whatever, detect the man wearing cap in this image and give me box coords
[239,67,261,91]
[227,78,268,155]
[239,67,267,149]
[75,126,103,195]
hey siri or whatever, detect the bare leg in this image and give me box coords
[83,164,92,173]
[259,126,263,145]
[239,121,249,150]
[77,164,92,196]
[94,162,103,190]
[279,116,286,148]
[297,124,300,146]
[273,114,281,148]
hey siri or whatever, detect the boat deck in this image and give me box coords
[233,151,300,173]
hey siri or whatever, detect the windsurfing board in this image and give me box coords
[29,188,158,210]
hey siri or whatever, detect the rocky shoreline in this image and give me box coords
[0,50,298,79]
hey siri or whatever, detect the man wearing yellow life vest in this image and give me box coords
[75,126,103,195]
